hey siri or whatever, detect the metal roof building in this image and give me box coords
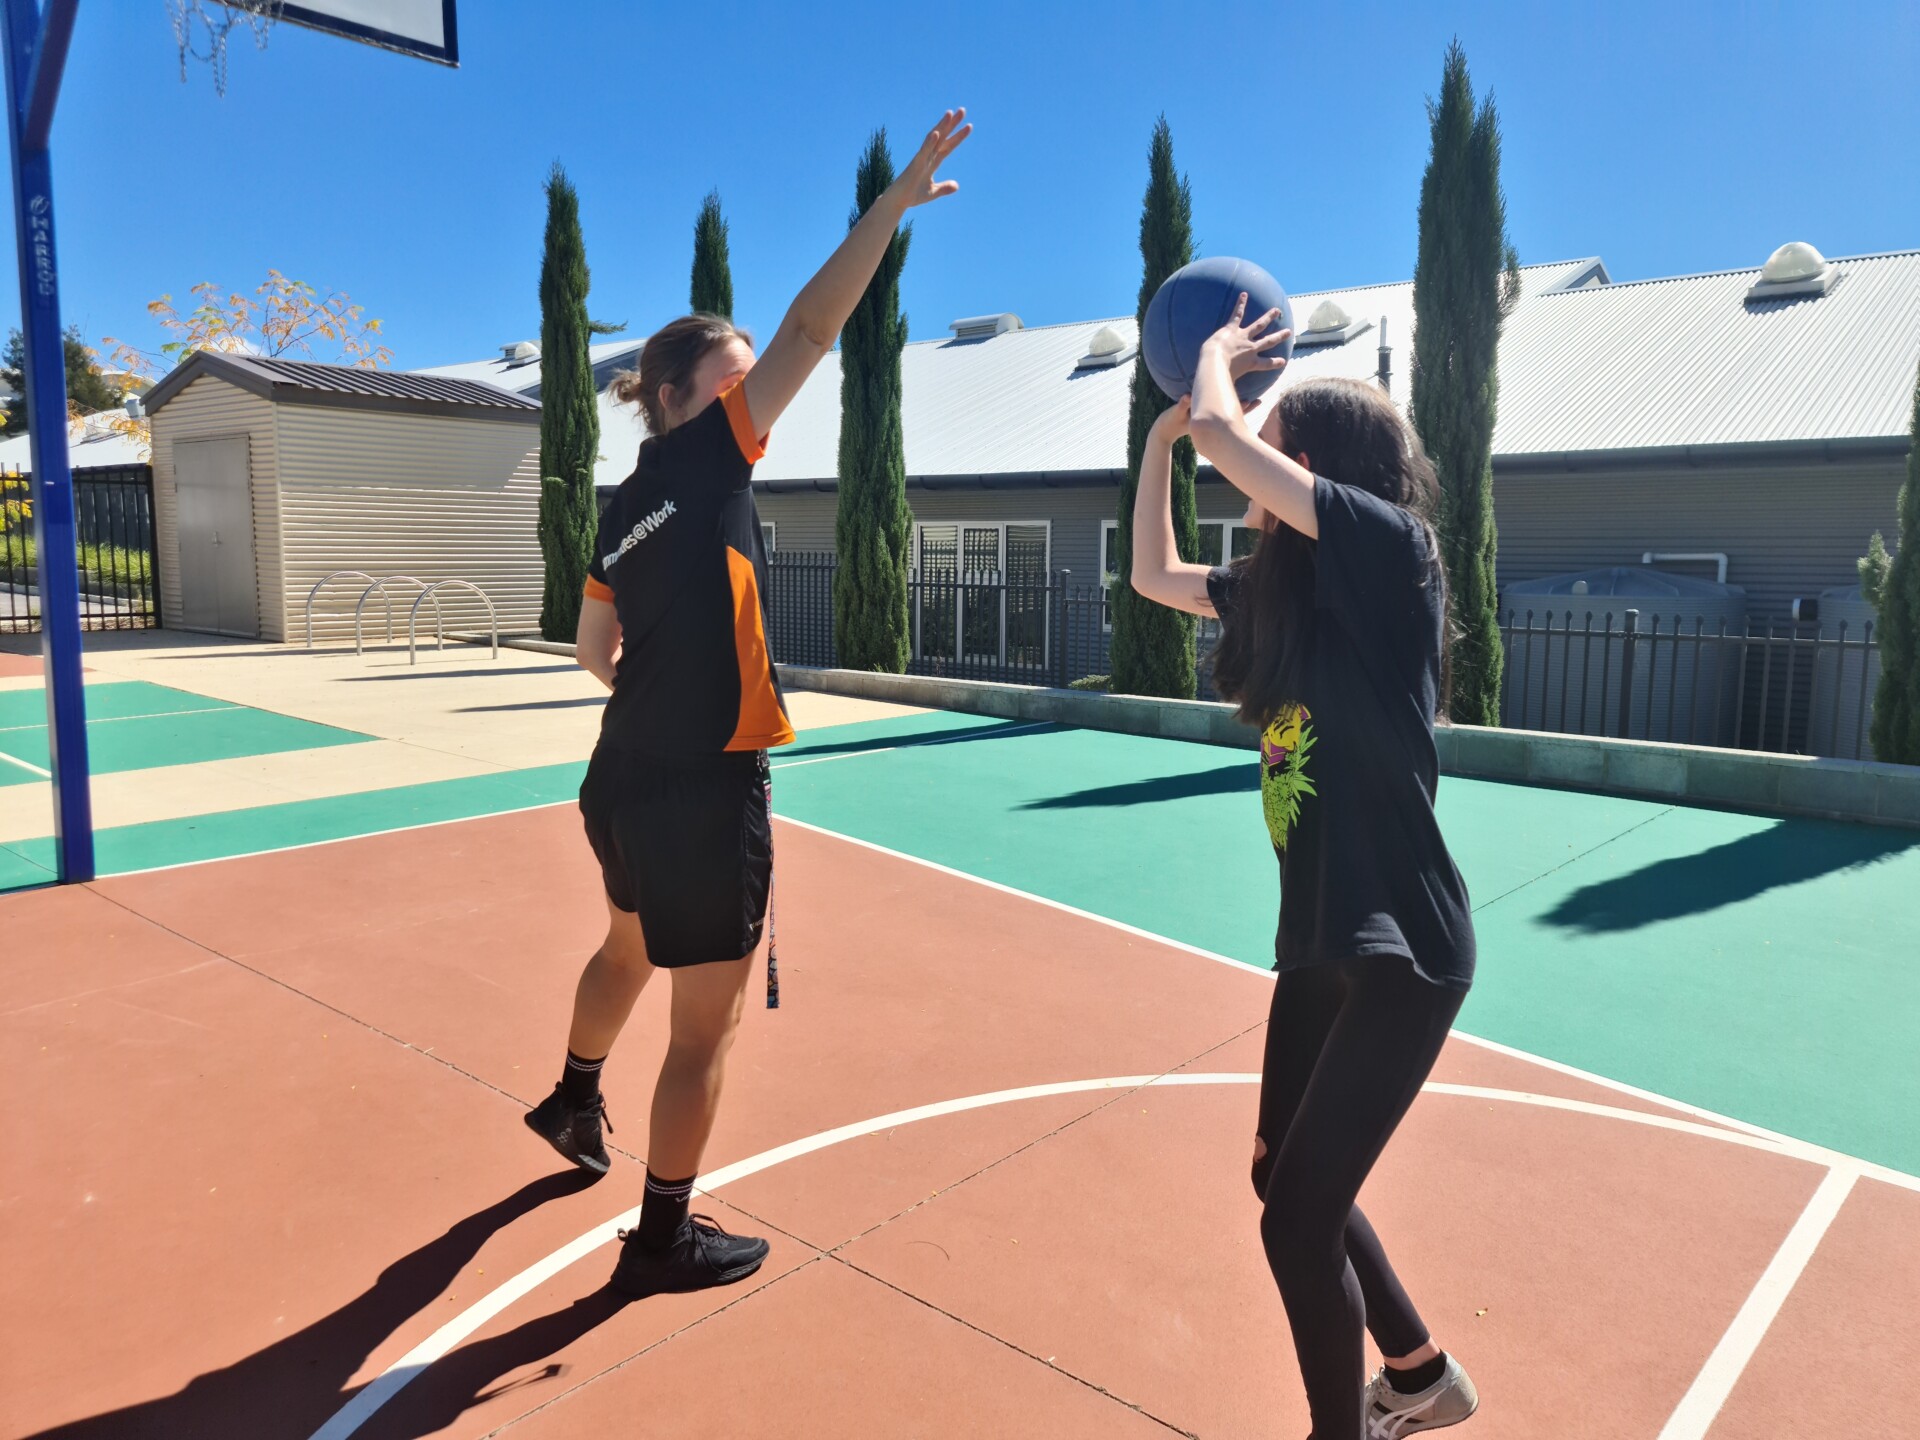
[409,243,1918,626]
[729,246,1917,624]
[145,351,543,642]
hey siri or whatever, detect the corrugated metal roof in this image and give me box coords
[594,260,1609,487]
[1493,250,1920,457]
[0,409,147,470]
[145,351,542,419]
[415,339,645,395]
[436,250,1920,487]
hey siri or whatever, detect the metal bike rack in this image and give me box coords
[407,579,497,664]
[305,570,380,648]
[352,575,442,656]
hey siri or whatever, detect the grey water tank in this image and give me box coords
[1805,585,1881,760]
[1499,567,1748,745]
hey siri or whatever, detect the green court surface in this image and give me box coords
[0,681,370,785]
[0,760,584,880]
[7,706,1916,1180]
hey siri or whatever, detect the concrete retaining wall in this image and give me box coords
[776,665,1920,830]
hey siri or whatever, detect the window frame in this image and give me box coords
[1100,517,1254,631]
[910,519,1053,667]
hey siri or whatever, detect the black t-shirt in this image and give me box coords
[584,381,794,757]
[1208,476,1475,989]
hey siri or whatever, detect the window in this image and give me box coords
[1101,518,1256,588]
[760,521,776,554]
[911,521,1050,668]
[1197,520,1260,566]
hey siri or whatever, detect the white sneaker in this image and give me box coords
[1364,1355,1480,1437]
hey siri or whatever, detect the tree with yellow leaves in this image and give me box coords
[102,269,392,457]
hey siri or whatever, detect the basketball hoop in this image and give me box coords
[167,1,286,97]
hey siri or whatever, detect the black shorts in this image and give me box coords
[579,746,772,969]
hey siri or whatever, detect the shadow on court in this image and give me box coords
[23,1170,607,1440]
[456,697,608,713]
[1019,762,1257,810]
[1542,816,1920,933]
[778,719,1055,762]
[356,1287,637,1439]
[343,665,586,682]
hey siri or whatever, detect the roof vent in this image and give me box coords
[500,340,541,364]
[1294,298,1372,347]
[1746,242,1836,301]
[949,313,1024,340]
[1074,324,1138,370]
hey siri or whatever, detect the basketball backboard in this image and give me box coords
[273,0,457,66]
[166,0,457,93]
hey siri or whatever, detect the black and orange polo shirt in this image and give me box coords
[584,380,795,755]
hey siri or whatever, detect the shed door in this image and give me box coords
[173,438,257,637]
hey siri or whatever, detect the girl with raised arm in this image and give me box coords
[1132,297,1480,1438]
[526,109,970,1299]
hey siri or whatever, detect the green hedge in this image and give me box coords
[2,530,153,590]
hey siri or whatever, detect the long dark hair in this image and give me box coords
[1210,376,1453,726]
[610,313,752,435]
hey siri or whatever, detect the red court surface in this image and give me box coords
[6,804,1915,1439]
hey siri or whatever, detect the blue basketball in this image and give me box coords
[1141,256,1294,404]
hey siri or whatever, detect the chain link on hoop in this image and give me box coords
[167,1,286,97]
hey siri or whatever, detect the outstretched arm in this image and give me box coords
[1130,397,1217,617]
[741,109,971,436]
[1187,294,1315,538]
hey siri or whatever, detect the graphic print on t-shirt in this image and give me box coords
[1260,703,1315,852]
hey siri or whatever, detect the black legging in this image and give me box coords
[1252,954,1466,1440]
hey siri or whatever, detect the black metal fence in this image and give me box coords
[768,550,1239,698]
[769,551,1125,687]
[1,464,160,635]
[1499,607,1882,760]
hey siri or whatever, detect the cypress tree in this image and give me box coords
[690,189,734,319]
[832,131,914,672]
[1110,117,1200,699]
[1870,364,1920,763]
[1411,40,1521,725]
[536,162,601,643]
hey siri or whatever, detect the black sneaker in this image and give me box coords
[610,1214,770,1298]
[523,1085,612,1177]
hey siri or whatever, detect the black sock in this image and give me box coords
[560,1050,605,1107]
[637,1170,695,1250]
[1387,1352,1448,1394]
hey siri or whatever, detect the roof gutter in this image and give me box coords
[1493,435,1910,473]
[756,469,1129,495]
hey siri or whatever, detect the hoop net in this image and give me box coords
[167,1,286,96]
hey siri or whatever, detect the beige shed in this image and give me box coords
[142,353,544,645]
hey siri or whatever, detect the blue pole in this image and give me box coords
[4,0,92,882]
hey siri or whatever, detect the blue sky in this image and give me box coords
[9,0,1919,371]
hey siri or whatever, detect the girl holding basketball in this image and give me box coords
[1132,298,1480,1438]
[524,108,970,1299]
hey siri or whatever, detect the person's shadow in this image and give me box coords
[26,1169,627,1440]
[1541,817,1920,933]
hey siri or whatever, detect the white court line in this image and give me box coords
[1656,1166,1859,1440]
[0,748,51,777]
[0,704,242,733]
[779,816,1920,1196]
[777,814,1278,981]
[309,1074,1860,1440]
[83,794,1920,1195]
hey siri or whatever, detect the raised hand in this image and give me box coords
[1150,394,1193,440]
[889,108,972,211]
[1202,291,1292,382]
